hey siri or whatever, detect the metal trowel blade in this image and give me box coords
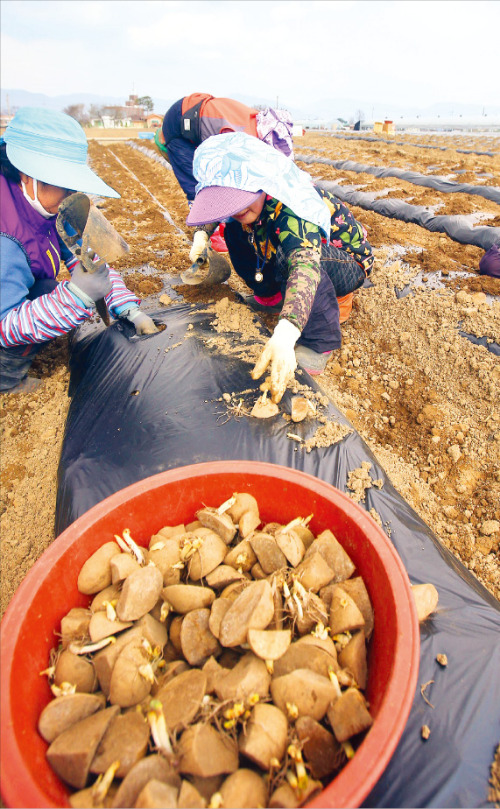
[205,249,231,284]
[180,261,210,285]
[180,248,231,286]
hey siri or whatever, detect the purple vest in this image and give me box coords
[0,174,62,281]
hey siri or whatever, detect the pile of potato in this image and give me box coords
[39,493,375,809]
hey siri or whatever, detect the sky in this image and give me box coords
[1,0,499,116]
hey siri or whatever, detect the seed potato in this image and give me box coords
[108,639,153,708]
[411,582,439,621]
[154,668,207,732]
[250,533,288,574]
[295,716,341,778]
[338,630,368,690]
[251,561,267,579]
[177,779,206,808]
[54,650,98,693]
[153,523,186,541]
[187,531,228,581]
[180,608,221,666]
[110,553,142,584]
[271,669,336,721]
[205,564,247,590]
[134,778,178,808]
[226,493,259,523]
[111,754,181,809]
[326,686,374,742]
[77,542,121,595]
[178,723,239,777]
[208,597,232,638]
[215,652,271,702]
[274,528,306,567]
[219,768,268,808]
[38,693,106,743]
[247,627,291,661]
[162,584,215,613]
[88,611,132,642]
[90,584,122,613]
[90,710,150,778]
[146,537,182,586]
[196,508,237,544]
[294,552,335,592]
[223,539,258,573]
[46,705,119,789]
[218,579,275,647]
[305,530,355,582]
[41,497,379,808]
[238,702,288,770]
[273,638,337,679]
[60,607,92,648]
[238,509,261,538]
[116,565,163,622]
[189,774,224,803]
[329,585,366,635]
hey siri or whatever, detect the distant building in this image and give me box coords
[295,118,347,131]
[98,95,147,127]
[146,113,163,128]
[391,115,500,132]
[365,115,500,133]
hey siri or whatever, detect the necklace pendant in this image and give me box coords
[255,271,264,283]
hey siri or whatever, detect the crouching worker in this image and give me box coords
[0,107,157,394]
[156,93,294,260]
[186,131,373,403]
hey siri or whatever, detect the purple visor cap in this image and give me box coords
[186,186,263,226]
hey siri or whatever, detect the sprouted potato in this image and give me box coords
[38,492,433,808]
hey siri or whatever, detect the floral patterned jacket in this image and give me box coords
[243,187,373,331]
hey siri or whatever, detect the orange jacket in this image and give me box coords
[181,93,258,142]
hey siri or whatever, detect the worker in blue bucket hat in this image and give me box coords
[186,131,374,404]
[0,107,157,393]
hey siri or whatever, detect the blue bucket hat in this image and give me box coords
[3,107,120,198]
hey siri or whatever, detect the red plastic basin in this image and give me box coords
[0,461,419,808]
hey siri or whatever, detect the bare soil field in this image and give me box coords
[1,130,499,619]
[84,126,152,140]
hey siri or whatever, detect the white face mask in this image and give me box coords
[21,178,55,219]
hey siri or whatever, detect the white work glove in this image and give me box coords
[125,308,159,335]
[67,260,112,307]
[189,230,209,265]
[251,318,301,403]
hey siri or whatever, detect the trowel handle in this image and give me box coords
[80,241,108,274]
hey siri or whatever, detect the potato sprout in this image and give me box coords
[147,699,173,756]
[114,528,146,565]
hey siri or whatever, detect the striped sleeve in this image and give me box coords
[104,268,141,317]
[64,253,80,272]
[0,281,93,347]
